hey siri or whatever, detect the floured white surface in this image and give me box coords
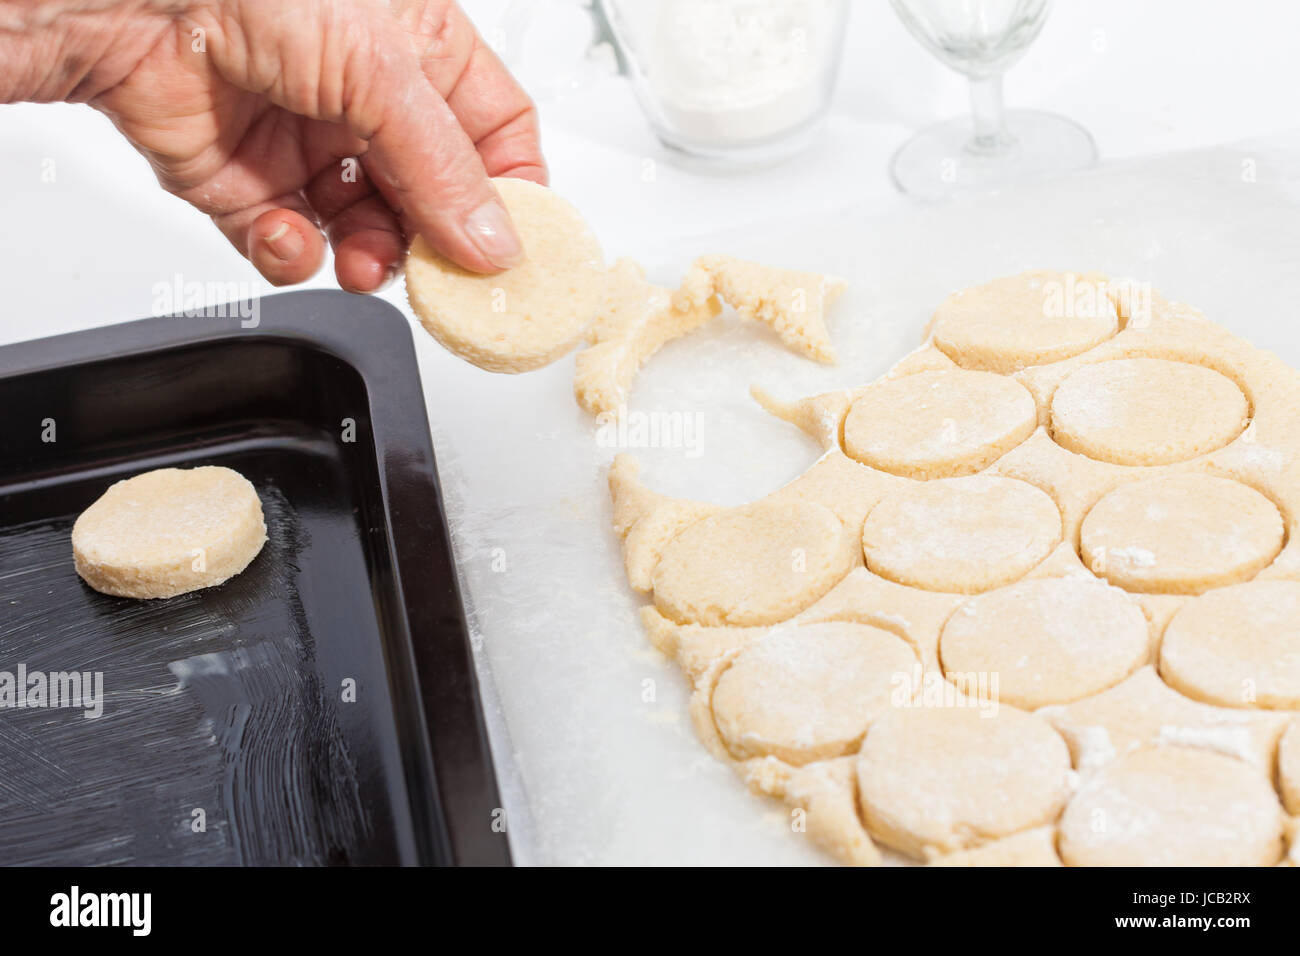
[410,136,1300,865]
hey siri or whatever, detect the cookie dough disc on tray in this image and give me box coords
[940,577,1149,709]
[861,475,1061,593]
[930,271,1119,373]
[842,369,1037,479]
[72,466,267,599]
[1080,475,1283,594]
[1049,358,1248,465]
[856,704,1071,858]
[652,500,854,626]
[711,622,917,765]
[1058,747,1285,867]
[1159,580,1300,709]
[405,177,605,372]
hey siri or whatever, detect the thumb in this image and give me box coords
[359,90,524,273]
[339,19,523,273]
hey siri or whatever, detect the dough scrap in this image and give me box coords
[940,577,1149,709]
[796,565,965,673]
[1160,580,1300,709]
[574,258,722,415]
[751,384,855,450]
[1037,666,1290,775]
[652,499,855,626]
[639,606,760,682]
[1080,474,1284,594]
[843,368,1036,479]
[931,270,1119,373]
[1050,358,1248,465]
[747,757,882,866]
[928,826,1063,867]
[711,621,916,765]
[72,466,266,599]
[861,475,1061,593]
[572,253,847,416]
[608,454,721,591]
[1058,746,1285,867]
[771,449,904,531]
[856,703,1071,858]
[1279,719,1300,815]
[405,177,605,372]
[677,254,845,363]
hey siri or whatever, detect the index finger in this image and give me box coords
[396,3,548,183]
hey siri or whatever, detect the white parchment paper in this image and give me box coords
[417,134,1300,866]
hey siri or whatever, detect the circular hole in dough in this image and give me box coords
[404,177,605,373]
[72,466,267,599]
[939,577,1149,709]
[931,271,1119,373]
[711,621,917,766]
[1159,579,1300,709]
[1058,746,1285,866]
[1050,358,1248,466]
[861,475,1061,593]
[856,704,1071,858]
[842,369,1036,479]
[1079,474,1283,595]
[652,499,854,626]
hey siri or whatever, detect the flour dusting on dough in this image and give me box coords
[607,270,1300,866]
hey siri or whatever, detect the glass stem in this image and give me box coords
[967,74,1011,155]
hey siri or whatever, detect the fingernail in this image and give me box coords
[263,221,304,262]
[375,263,400,292]
[463,200,523,269]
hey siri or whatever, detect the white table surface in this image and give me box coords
[2,0,1298,865]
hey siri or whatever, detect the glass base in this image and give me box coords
[890,110,1098,200]
[653,117,825,173]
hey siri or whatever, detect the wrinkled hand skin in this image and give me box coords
[0,0,547,289]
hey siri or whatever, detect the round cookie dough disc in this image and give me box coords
[1159,580,1300,709]
[711,621,917,765]
[862,475,1061,593]
[856,704,1071,858]
[1058,747,1285,866]
[1050,358,1248,465]
[72,466,267,599]
[931,271,1119,373]
[843,369,1037,479]
[405,177,605,373]
[1080,475,1283,595]
[652,500,854,626]
[940,577,1149,709]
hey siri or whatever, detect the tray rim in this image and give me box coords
[0,290,510,867]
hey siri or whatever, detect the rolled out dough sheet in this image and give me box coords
[411,135,1300,865]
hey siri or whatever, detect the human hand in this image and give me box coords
[3,0,545,290]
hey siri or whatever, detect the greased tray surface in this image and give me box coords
[0,290,507,866]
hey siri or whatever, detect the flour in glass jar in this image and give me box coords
[626,0,843,146]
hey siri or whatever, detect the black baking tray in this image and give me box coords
[0,290,509,866]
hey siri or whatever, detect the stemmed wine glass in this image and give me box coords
[889,0,1096,199]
